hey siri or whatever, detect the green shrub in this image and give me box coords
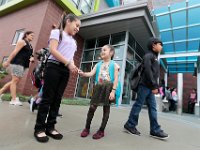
[0,63,8,79]
[1,93,90,106]
[0,93,30,102]
[61,98,90,106]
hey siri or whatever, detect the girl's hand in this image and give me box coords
[68,63,78,73]
[109,91,115,101]
[29,57,34,63]
[78,70,85,76]
[2,61,9,68]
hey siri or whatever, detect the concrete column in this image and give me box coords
[164,72,168,87]
[177,73,183,115]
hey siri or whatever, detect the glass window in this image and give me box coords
[0,0,6,6]
[82,50,94,61]
[111,32,125,45]
[135,42,145,58]
[76,63,92,98]
[12,29,24,45]
[135,53,142,63]
[76,77,89,98]
[81,63,92,72]
[0,0,12,6]
[113,45,124,60]
[85,0,93,5]
[96,36,110,48]
[85,39,96,49]
[94,48,101,60]
[122,61,133,104]
[127,47,134,63]
[81,0,91,13]
[128,33,136,48]
[70,0,80,8]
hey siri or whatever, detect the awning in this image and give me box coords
[153,0,200,73]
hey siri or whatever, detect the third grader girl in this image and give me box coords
[34,13,81,143]
[79,44,120,140]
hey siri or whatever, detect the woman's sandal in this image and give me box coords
[46,129,63,140]
[34,131,49,143]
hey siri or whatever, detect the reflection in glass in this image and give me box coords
[76,77,89,98]
[96,36,110,47]
[113,45,124,60]
[85,39,96,49]
[81,63,92,72]
[127,47,134,63]
[122,61,133,104]
[94,49,102,60]
[81,0,91,13]
[111,32,125,45]
[128,33,136,48]
[82,50,94,61]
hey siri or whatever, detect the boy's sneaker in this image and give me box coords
[150,130,169,140]
[80,129,90,137]
[124,124,141,136]
[92,130,104,139]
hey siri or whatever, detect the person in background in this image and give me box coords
[1,31,34,105]
[188,88,197,114]
[171,88,178,111]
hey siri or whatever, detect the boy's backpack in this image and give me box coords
[129,61,144,92]
[95,60,121,104]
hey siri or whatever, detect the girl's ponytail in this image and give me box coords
[58,12,67,43]
[58,12,79,43]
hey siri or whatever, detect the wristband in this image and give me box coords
[112,88,116,91]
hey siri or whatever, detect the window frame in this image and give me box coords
[12,29,25,46]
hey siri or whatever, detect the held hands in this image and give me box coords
[78,70,85,77]
[152,89,159,94]
[67,62,78,73]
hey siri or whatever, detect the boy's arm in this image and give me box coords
[143,54,158,90]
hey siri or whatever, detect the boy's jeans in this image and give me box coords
[125,84,161,133]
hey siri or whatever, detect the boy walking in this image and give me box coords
[124,37,169,140]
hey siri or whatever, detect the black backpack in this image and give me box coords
[129,61,144,92]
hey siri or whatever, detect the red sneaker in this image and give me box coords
[80,129,90,137]
[92,131,104,139]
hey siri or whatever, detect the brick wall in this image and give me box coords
[0,0,84,98]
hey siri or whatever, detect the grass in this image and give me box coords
[0,93,90,106]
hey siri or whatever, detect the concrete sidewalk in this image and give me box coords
[0,102,200,150]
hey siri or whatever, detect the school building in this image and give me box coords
[0,0,199,115]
